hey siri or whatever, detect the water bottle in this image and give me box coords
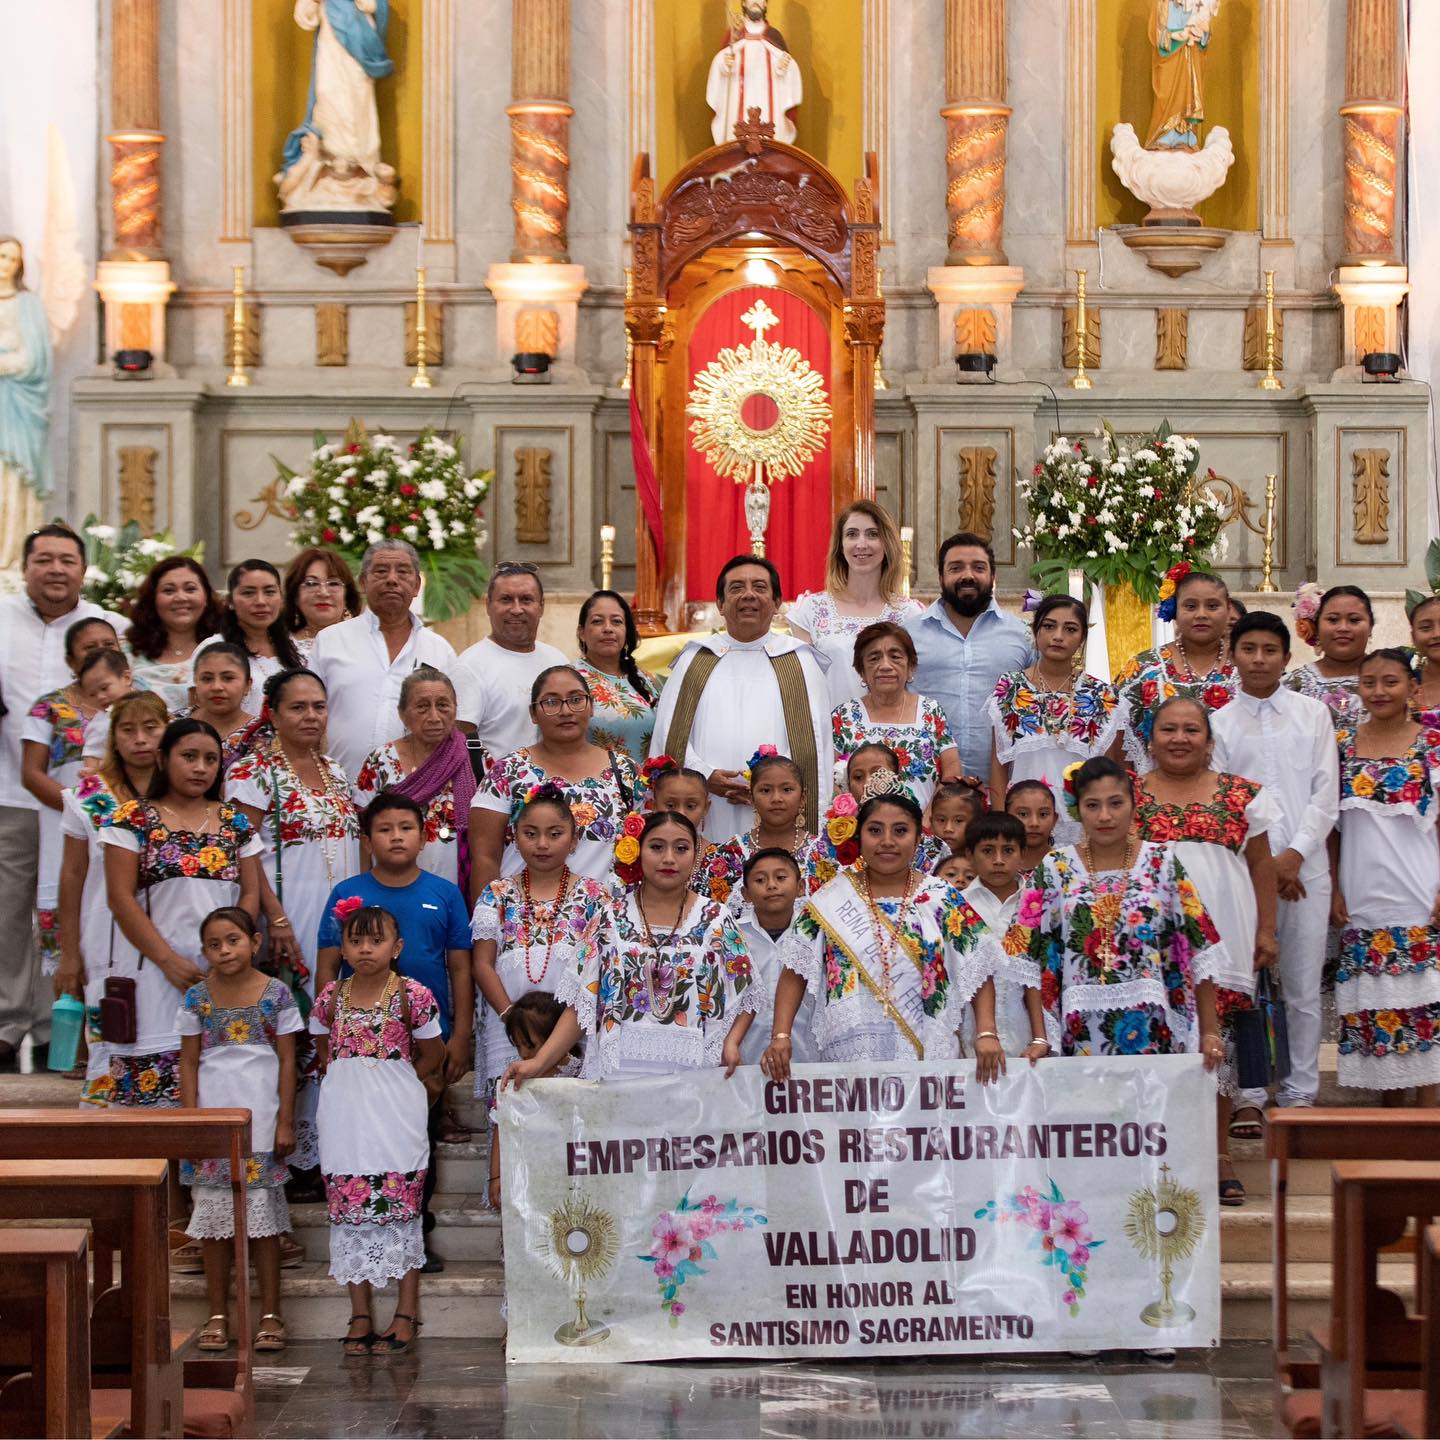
[48,993,86,1073]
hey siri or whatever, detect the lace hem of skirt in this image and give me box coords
[328,1219,426,1287]
[186,1184,290,1241]
[1337,1044,1440,1090]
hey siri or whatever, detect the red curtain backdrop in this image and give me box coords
[685,286,832,602]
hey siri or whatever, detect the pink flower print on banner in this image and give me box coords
[638,1189,768,1327]
[977,1178,1104,1318]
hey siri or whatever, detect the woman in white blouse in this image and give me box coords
[788,501,921,708]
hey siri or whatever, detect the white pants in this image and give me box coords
[1240,873,1330,1110]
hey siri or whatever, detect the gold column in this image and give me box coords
[626,172,665,634]
[1339,0,1402,266]
[941,0,1009,265]
[108,0,164,256]
[509,0,573,263]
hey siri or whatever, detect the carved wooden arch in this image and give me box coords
[626,125,882,633]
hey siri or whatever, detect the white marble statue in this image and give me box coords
[706,0,803,147]
[0,237,50,571]
[276,0,398,214]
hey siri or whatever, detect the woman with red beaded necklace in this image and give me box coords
[471,784,609,1115]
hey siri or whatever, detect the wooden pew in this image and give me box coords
[1267,1109,1440,1438]
[0,1228,91,1440]
[1322,1161,1440,1439]
[0,1109,254,1438]
[1424,1226,1440,1440]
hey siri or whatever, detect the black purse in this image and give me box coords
[1233,968,1291,1090]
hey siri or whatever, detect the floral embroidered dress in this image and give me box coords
[1284,664,1365,728]
[788,590,924,707]
[556,893,761,1078]
[988,672,1122,845]
[61,773,125,1103]
[95,801,261,1108]
[780,871,1006,1064]
[575,658,658,766]
[713,830,826,902]
[470,872,610,1103]
[226,746,360,1169]
[177,976,301,1241]
[1332,723,1440,1090]
[22,688,92,971]
[1003,841,1223,1058]
[354,741,459,886]
[1114,648,1237,773]
[472,749,638,880]
[830,694,958,811]
[310,974,441,1287]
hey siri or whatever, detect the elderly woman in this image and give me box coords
[468,665,638,902]
[573,589,658,765]
[284,547,361,660]
[124,557,225,710]
[789,501,922,708]
[354,665,474,891]
[829,621,958,811]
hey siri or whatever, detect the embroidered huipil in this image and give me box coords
[353,741,458,886]
[22,688,91,915]
[1004,841,1223,1057]
[1114,648,1237,772]
[574,658,658,766]
[830,694,957,811]
[1332,724,1440,1089]
[557,893,761,1078]
[1284,663,1365,728]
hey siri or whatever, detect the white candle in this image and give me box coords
[600,525,616,543]
[417,223,425,270]
[900,526,913,543]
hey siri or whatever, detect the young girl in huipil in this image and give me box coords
[715,751,819,896]
[311,904,445,1355]
[647,760,737,901]
[1005,778,1060,878]
[179,908,299,1354]
[471,784,608,1114]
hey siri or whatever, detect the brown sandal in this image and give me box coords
[197,1314,230,1352]
[254,1314,286,1352]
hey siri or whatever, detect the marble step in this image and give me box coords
[288,1194,500,1264]
[1219,1259,1415,1341]
[1219,1194,1332,1264]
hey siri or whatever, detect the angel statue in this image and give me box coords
[0,237,50,571]
[706,0,803,147]
[1145,0,1221,150]
[277,0,398,214]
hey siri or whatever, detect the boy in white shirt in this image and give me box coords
[960,812,1051,1063]
[735,848,816,1066]
[1212,611,1339,1117]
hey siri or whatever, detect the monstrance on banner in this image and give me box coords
[686,297,831,557]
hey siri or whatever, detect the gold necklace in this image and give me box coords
[1026,663,1075,696]
[272,739,351,888]
[1079,834,1137,875]
[859,868,918,1002]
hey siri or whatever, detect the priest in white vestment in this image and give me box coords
[706,0,803,147]
[650,556,832,843]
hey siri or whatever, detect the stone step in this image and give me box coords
[1220,1194,1332,1264]
[288,1194,500,1264]
[1220,1259,1414,1341]
[171,1261,506,1341]
[435,1139,489,1194]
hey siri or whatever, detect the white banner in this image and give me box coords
[499,1055,1220,1363]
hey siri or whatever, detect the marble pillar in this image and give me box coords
[487,0,587,366]
[96,0,175,361]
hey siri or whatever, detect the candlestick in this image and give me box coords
[410,266,433,389]
[900,525,914,600]
[600,524,616,591]
[417,222,425,271]
[1068,269,1093,390]
[1259,270,1282,391]
[873,266,887,391]
[226,265,249,388]
[619,266,634,390]
[1258,474,1278,591]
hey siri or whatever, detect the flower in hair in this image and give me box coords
[1155,561,1192,623]
[742,744,779,786]
[636,754,678,809]
[332,895,364,925]
[613,811,645,884]
[1060,761,1084,821]
[1292,580,1324,647]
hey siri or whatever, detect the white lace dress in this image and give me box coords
[788,590,923,708]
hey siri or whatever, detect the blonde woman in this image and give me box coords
[788,500,921,708]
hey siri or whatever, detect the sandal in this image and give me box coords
[341,1314,374,1356]
[1228,1105,1266,1141]
[254,1314,286,1353]
[279,1234,305,1269]
[1219,1176,1246,1207]
[438,1107,471,1145]
[197,1315,230,1352]
[373,1312,422,1354]
[170,1238,205,1274]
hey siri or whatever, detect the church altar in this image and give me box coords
[4,0,1428,636]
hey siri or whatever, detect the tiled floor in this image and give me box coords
[250,1340,1280,1438]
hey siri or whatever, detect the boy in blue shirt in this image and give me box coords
[317,792,473,1273]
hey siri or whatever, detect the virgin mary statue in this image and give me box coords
[277,0,398,213]
[0,236,50,571]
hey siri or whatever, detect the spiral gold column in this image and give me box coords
[1339,0,1402,267]
[509,0,572,263]
[942,0,1009,266]
[108,0,164,256]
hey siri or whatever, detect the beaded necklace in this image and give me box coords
[859,867,918,1004]
[1025,663,1076,696]
[749,817,811,852]
[519,866,572,985]
[270,738,351,889]
[1170,636,1228,683]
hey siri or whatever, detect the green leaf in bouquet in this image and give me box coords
[1407,589,1429,617]
[418,550,490,623]
[1424,538,1440,594]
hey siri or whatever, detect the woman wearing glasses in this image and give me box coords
[468,665,638,903]
[284,548,361,660]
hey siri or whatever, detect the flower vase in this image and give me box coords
[1104,582,1152,677]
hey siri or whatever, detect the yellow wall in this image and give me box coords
[1095,0,1258,231]
[252,0,424,226]
[654,0,865,190]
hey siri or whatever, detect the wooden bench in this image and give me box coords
[0,1228,91,1440]
[1267,1109,1440,1438]
[1423,1226,1440,1440]
[0,1110,255,1438]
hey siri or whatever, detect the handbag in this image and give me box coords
[99,976,137,1046]
[1233,969,1291,1090]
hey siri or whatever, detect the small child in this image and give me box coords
[178,907,299,1355]
[77,648,134,712]
[845,742,902,803]
[1004,778,1059,876]
[487,992,583,1211]
[716,753,817,893]
[959,814,1051,1063]
[832,748,945,873]
[312,904,445,1356]
[472,784,608,1114]
[650,762,733,901]
[733,847,816,1063]
[928,779,985,857]
[934,853,976,889]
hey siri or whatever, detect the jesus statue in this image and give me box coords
[706,0,803,148]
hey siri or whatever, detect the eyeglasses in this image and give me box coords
[300,578,345,592]
[534,693,592,715]
[494,562,539,577]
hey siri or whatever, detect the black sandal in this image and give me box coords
[373,1312,422,1354]
[1218,1176,1246,1207]
[341,1314,375,1355]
